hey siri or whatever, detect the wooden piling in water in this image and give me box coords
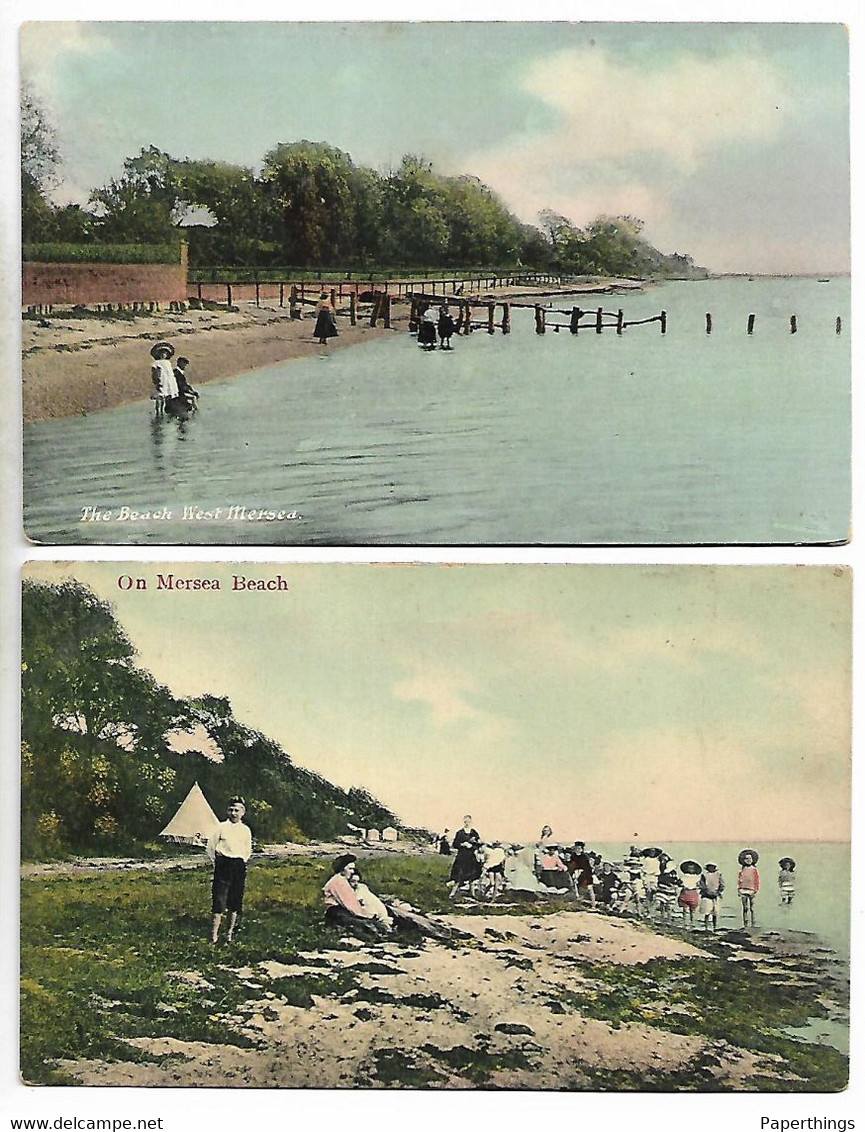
[706,313,712,334]
[570,307,581,334]
[790,314,797,334]
[463,303,473,334]
[487,302,495,334]
[595,308,603,334]
[616,309,624,335]
[226,283,233,307]
[836,316,842,335]
[535,305,546,335]
[350,292,357,326]
[747,313,756,335]
[501,302,511,333]
[384,294,392,329]
[660,310,667,334]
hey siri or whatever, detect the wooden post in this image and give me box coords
[790,314,797,334]
[455,302,464,334]
[463,303,472,333]
[747,313,756,335]
[660,310,667,335]
[369,293,380,328]
[535,305,546,335]
[501,302,511,334]
[409,297,419,333]
[279,282,284,308]
[706,312,712,334]
[350,292,357,326]
[487,302,495,334]
[616,309,624,336]
[300,281,306,303]
[384,294,392,329]
[197,282,202,302]
[595,307,603,334]
[330,288,336,309]
[570,307,581,334]
[226,283,232,307]
[836,316,842,335]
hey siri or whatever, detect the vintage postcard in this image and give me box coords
[19,22,850,546]
[20,562,851,1090]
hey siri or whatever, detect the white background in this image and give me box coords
[1,2,860,1130]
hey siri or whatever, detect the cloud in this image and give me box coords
[467,48,789,231]
[20,23,110,104]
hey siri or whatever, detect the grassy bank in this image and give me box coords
[20,855,848,1090]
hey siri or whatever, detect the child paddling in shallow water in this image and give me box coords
[778,857,796,906]
[699,863,725,932]
[737,849,760,927]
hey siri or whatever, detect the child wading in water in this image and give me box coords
[737,849,760,927]
[778,857,796,905]
[699,863,725,932]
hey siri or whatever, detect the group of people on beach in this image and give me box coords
[149,341,199,417]
[436,819,795,932]
[203,797,796,946]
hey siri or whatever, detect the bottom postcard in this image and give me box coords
[19,562,850,1090]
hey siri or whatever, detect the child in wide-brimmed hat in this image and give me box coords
[150,341,178,415]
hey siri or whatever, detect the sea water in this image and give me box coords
[23,277,850,545]
[575,839,850,1054]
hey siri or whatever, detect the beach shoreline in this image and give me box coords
[21,281,645,424]
[20,849,849,1090]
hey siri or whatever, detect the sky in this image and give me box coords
[22,562,851,844]
[18,21,850,275]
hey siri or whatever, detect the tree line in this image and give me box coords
[21,579,409,859]
[22,86,706,278]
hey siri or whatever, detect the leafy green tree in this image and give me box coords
[261,141,360,266]
[20,82,60,242]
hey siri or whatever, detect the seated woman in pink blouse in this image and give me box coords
[323,854,390,940]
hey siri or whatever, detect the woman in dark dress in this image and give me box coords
[313,293,339,345]
[448,815,482,897]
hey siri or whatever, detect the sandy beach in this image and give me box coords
[49,906,834,1091]
[21,282,642,424]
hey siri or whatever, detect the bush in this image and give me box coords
[23,242,182,265]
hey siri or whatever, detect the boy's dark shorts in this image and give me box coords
[212,853,247,913]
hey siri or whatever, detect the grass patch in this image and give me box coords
[421,1042,535,1085]
[20,855,450,1083]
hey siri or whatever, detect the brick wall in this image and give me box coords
[22,245,188,308]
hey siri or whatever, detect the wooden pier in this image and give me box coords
[187,275,845,340]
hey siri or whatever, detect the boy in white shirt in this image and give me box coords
[206,797,253,944]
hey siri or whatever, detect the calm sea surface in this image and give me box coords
[23,277,850,545]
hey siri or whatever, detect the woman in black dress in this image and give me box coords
[313,293,339,345]
[448,815,482,897]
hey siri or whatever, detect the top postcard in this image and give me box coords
[20,22,850,546]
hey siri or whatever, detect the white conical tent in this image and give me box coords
[159,782,220,845]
